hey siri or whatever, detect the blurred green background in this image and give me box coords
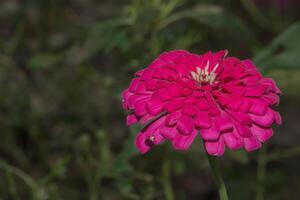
[0,0,300,199]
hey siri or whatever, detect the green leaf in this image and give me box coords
[85,19,131,54]
[254,21,300,70]
[28,53,62,70]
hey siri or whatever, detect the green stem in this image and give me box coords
[162,152,174,200]
[256,146,267,200]
[207,155,228,200]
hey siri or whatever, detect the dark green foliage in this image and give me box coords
[0,0,300,199]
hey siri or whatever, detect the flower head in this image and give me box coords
[122,50,281,156]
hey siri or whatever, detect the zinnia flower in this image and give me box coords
[122,50,281,156]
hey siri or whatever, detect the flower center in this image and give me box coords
[190,61,219,85]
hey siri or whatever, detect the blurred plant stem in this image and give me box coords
[207,155,228,200]
[6,171,19,200]
[162,149,174,200]
[267,146,300,162]
[256,146,267,200]
[0,159,41,200]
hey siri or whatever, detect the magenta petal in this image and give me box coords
[234,122,252,138]
[129,78,141,92]
[273,111,282,125]
[214,113,233,132]
[172,130,197,150]
[135,133,151,154]
[128,95,149,109]
[240,98,252,112]
[140,114,157,125]
[182,105,198,117]
[134,100,147,116]
[226,99,243,111]
[157,88,172,101]
[249,99,268,116]
[244,136,262,152]
[164,99,183,112]
[168,85,182,97]
[195,111,211,129]
[160,126,177,140]
[250,108,274,127]
[222,130,243,150]
[126,114,138,126]
[197,99,210,110]
[245,85,267,97]
[262,93,279,105]
[165,111,181,126]
[204,139,225,156]
[146,98,163,115]
[145,79,157,91]
[250,124,273,142]
[177,115,194,135]
[200,123,220,141]
[226,109,252,125]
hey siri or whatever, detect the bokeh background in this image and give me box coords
[0,0,300,199]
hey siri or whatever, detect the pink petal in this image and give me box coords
[273,111,282,125]
[129,78,141,92]
[140,113,156,125]
[172,130,197,150]
[226,109,252,125]
[160,126,177,140]
[214,113,233,132]
[135,133,151,154]
[146,98,164,115]
[234,122,252,138]
[250,108,274,127]
[182,105,198,117]
[135,116,167,153]
[136,83,152,95]
[177,115,194,135]
[128,95,149,109]
[200,123,220,141]
[244,136,262,152]
[165,111,181,126]
[145,79,157,91]
[197,99,210,110]
[240,98,253,112]
[168,85,182,97]
[245,85,267,97]
[226,99,244,111]
[183,97,198,104]
[126,114,138,126]
[134,69,144,76]
[249,99,268,116]
[222,130,243,150]
[225,86,246,96]
[164,98,183,112]
[242,59,256,70]
[194,111,211,129]
[250,124,273,142]
[259,78,281,93]
[204,139,225,156]
[134,100,147,116]
[181,88,193,96]
[157,88,172,101]
[262,93,279,105]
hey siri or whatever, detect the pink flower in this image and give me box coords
[122,50,281,156]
